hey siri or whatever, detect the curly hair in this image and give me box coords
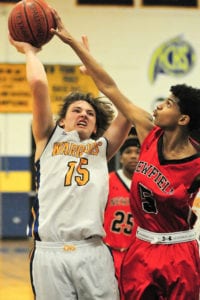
[170,84,200,133]
[57,92,115,139]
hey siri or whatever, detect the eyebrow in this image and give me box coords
[72,105,95,113]
[167,97,175,103]
[167,96,180,104]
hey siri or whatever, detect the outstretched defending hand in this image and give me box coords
[50,9,91,76]
[50,9,72,44]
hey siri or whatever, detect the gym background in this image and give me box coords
[0,0,200,239]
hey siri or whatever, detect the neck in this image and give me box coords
[122,168,134,180]
[163,130,189,151]
[162,129,197,159]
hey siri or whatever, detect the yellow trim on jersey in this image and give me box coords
[0,171,31,192]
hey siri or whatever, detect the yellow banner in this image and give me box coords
[0,63,98,113]
[0,171,31,192]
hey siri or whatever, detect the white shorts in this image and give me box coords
[30,237,119,300]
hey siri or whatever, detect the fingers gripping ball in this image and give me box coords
[8,0,56,48]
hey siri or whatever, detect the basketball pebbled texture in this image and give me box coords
[8,0,57,48]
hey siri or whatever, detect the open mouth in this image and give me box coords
[77,121,87,127]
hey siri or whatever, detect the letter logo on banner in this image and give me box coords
[148,35,196,83]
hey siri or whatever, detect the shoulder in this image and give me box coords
[146,126,163,140]
[141,126,163,149]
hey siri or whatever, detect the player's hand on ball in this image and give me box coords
[9,34,41,54]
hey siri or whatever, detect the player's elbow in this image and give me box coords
[99,82,118,98]
[29,77,48,93]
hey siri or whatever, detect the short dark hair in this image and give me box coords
[120,127,140,154]
[119,136,140,154]
[57,91,115,139]
[170,84,200,132]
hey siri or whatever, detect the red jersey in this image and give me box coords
[104,171,136,251]
[130,126,200,232]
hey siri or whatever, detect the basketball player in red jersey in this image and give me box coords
[51,10,200,299]
[103,128,140,299]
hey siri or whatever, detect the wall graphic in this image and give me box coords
[0,64,98,113]
[148,35,196,84]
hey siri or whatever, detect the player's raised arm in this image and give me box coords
[51,10,154,144]
[9,37,54,160]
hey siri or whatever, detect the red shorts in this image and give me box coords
[120,238,200,300]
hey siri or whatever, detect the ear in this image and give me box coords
[178,114,190,126]
[93,125,97,135]
[59,119,65,127]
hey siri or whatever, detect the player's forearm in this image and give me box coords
[25,49,53,131]
[67,38,134,114]
[25,50,48,91]
[67,36,117,94]
[70,41,144,116]
[54,23,153,133]
[52,10,127,107]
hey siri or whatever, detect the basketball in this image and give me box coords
[8,0,57,48]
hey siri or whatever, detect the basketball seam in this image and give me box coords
[34,0,51,45]
[10,18,15,38]
[8,0,56,48]
[23,0,38,47]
